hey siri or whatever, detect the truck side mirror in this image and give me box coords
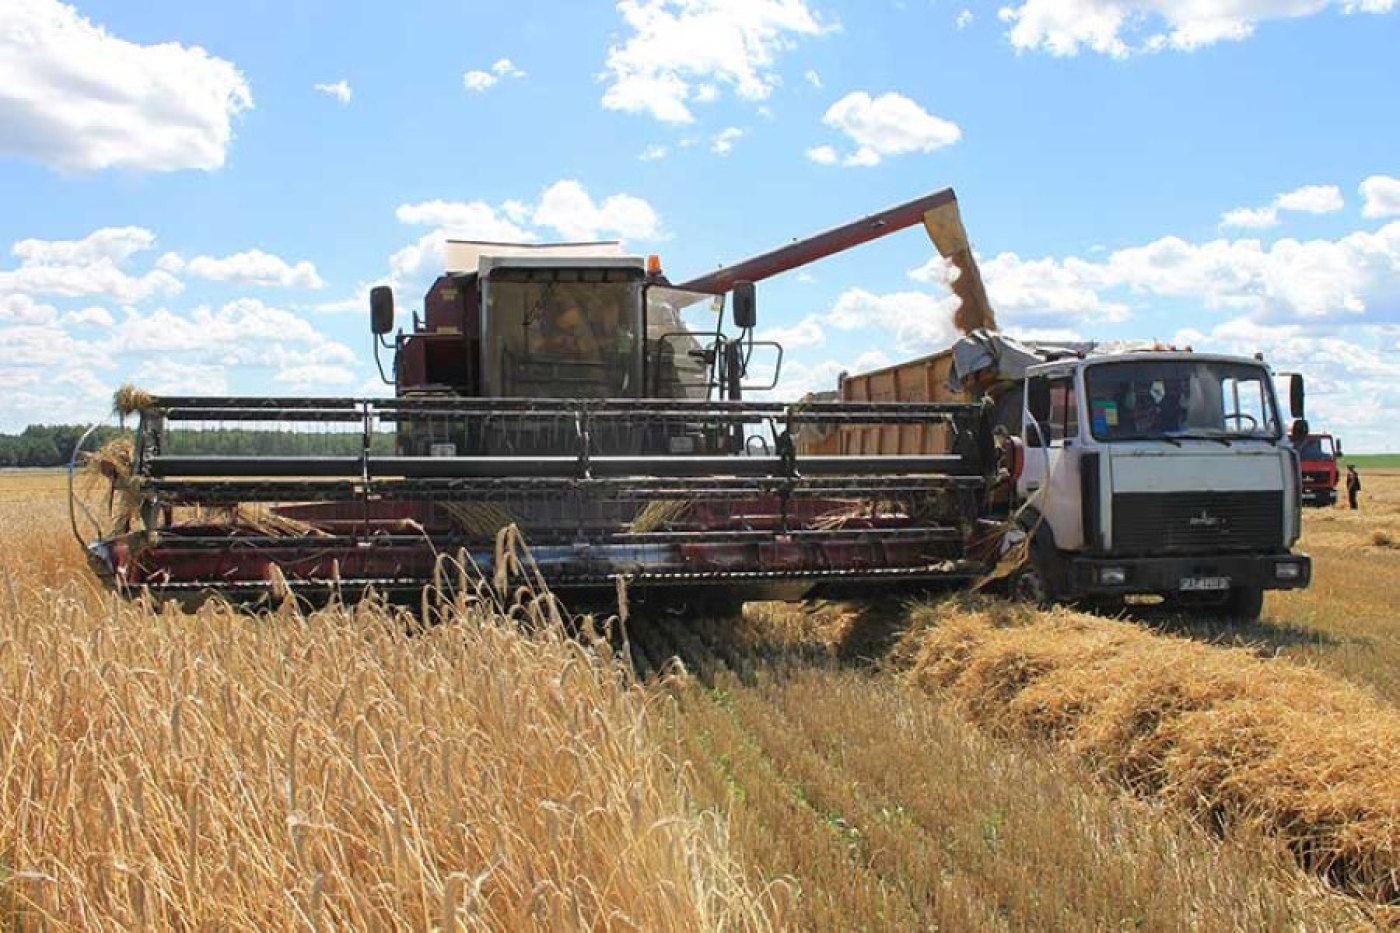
[1335,439,1344,457]
[732,281,757,330]
[1289,418,1309,445]
[1289,373,1305,419]
[370,285,395,336]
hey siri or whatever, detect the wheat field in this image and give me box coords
[2,468,1397,929]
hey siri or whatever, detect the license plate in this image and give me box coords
[1180,576,1230,592]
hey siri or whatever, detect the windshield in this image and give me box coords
[482,276,641,398]
[1298,436,1335,460]
[645,285,722,399]
[1085,359,1282,442]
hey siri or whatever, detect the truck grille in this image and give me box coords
[1112,491,1283,555]
[1302,470,1332,487]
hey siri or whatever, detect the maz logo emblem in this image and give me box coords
[1188,510,1225,528]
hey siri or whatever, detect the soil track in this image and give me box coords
[622,601,1372,930]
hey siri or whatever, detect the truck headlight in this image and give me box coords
[1098,566,1128,586]
[1274,562,1303,580]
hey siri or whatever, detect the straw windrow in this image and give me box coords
[896,602,1400,904]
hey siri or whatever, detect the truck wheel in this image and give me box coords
[1008,557,1054,608]
[1229,586,1264,620]
[1204,585,1263,621]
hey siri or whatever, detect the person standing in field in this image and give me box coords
[1346,464,1361,510]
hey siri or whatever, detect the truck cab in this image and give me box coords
[1015,352,1310,618]
[1297,433,1342,506]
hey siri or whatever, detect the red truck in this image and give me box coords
[1298,433,1343,506]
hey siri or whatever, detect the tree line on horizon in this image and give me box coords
[0,424,395,468]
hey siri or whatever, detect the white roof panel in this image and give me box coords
[443,240,632,275]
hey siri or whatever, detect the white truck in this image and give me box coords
[828,333,1312,619]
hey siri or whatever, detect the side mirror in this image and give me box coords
[731,281,757,330]
[1026,377,1051,425]
[1289,418,1309,445]
[1336,439,1344,458]
[1289,373,1305,419]
[370,285,395,336]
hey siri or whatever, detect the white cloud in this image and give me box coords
[0,322,110,369]
[805,144,838,164]
[464,57,525,92]
[389,182,662,298]
[978,252,1131,322]
[1274,184,1344,214]
[128,359,229,396]
[113,298,325,354]
[394,199,535,238]
[909,219,1400,325]
[1361,175,1400,219]
[463,71,496,92]
[757,314,827,349]
[1220,206,1279,229]
[390,201,535,286]
[763,350,891,401]
[12,226,156,266]
[0,0,253,172]
[160,249,325,289]
[314,80,352,105]
[997,0,1395,58]
[275,364,356,386]
[531,180,663,241]
[2,227,182,303]
[63,305,114,327]
[956,8,975,28]
[639,144,669,161]
[804,69,823,88]
[826,287,961,354]
[811,91,961,167]
[1220,183,1345,229]
[0,294,58,325]
[601,0,834,124]
[710,126,744,155]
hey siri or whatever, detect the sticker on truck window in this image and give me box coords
[1091,399,1118,434]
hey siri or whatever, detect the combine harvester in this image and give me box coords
[76,187,1313,619]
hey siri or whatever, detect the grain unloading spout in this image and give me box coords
[677,188,958,294]
[921,197,998,334]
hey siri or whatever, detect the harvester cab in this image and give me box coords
[78,188,998,609]
[372,242,775,460]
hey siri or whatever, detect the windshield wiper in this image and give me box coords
[1172,432,1232,447]
[1110,433,1182,447]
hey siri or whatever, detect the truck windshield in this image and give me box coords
[482,276,642,398]
[646,285,721,399]
[1085,359,1282,442]
[1298,436,1335,460]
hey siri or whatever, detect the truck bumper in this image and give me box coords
[1066,552,1311,597]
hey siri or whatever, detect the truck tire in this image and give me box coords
[1202,585,1263,621]
[1009,560,1052,607]
[1007,521,1059,609]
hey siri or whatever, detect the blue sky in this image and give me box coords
[2,0,1398,448]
